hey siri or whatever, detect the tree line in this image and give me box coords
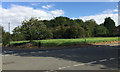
[1,16,120,45]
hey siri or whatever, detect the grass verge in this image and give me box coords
[32,37,119,47]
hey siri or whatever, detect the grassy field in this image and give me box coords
[33,37,119,47]
[9,37,119,47]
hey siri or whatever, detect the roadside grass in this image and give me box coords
[10,40,29,46]
[33,37,119,47]
[8,37,119,47]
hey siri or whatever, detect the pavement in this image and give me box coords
[1,43,120,71]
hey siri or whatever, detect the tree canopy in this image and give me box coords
[2,16,119,44]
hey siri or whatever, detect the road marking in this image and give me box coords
[7,51,14,53]
[59,67,67,69]
[88,61,97,64]
[2,54,10,56]
[58,57,118,70]
[109,58,115,60]
[99,59,107,62]
[3,51,7,53]
[73,64,85,66]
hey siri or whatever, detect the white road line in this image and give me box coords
[109,58,115,60]
[99,59,107,62]
[3,51,7,53]
[58,68,62,70]
[74,64,85,66]
[58,57,119,70]
[88,61,97,64]
[58,67,67,69]
[7,51,14,53]
[2,54,10,56]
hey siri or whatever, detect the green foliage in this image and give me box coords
[95,25,109,36]
[83,19,98,37]
[0,26,3,43]
[66,26,86,38]
[13,17,53,42]
[9,16,118,42]
[2,32,10,46]
[104,17,116,36]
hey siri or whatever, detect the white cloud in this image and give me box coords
[109,0,119,2]
[42,5,53,9]
[103,9,118,14]
[31,3,40,6]
[0,4,64,33]
[51,10,64,17]
[80,9,118,26]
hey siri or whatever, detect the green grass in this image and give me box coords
[33,37,119,47]
[10,40,29,46]
[8,37,119,47]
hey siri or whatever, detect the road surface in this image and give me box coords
[2,43,120,70]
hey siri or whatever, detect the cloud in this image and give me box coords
[109,0,119,2]
[80,9,118,26]
[51,10,64,17]
[31,3,41,6]
[103,9,118,14]
[0,4,64,33]
[42,5,53,9]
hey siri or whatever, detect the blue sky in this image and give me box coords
[2,2,118,18]
[0,2,119,33]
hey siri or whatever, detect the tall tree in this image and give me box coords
[84,19,98,37]
[16,17,53,42]
[104,17,116,36]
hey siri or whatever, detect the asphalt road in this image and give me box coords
[1,43,120,70]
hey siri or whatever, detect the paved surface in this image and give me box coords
[1,43,120,70]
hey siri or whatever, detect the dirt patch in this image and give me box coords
[92,41,120,45]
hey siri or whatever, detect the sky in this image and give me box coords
[1,0,120,2]
[0,2,119,33]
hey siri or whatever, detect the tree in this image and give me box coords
[104,17,116,36]
[2,28,10,46]
[67,26,86,38]
[13,17,53,42]
[84,19,98,37]
[0,26,11,46]
[95,25,109,36]
[73,19,84,27]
